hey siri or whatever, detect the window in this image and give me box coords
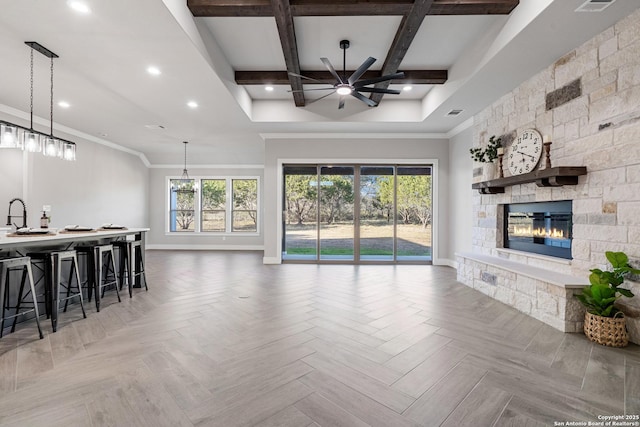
[201,179,226,232]
[232,179,258,232]
[168,177,259,234]
[169,179,196,232]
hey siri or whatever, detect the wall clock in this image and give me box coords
[508,128,543,176]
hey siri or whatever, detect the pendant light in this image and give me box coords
[0,123,19,148]
[22,47,42,152]
[42,50,61,158]
[0,41,77,160]
[172,141,195,193]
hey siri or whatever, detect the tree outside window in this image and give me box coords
[169,179,195,231]
[232,179,258,232]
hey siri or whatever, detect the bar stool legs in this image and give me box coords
[0,257,44,339]
[77,245,120,312]
[114,240,148,298]
[30,250,87,332]
[130,240,148,291]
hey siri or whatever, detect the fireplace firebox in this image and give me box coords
[504,201,572,259]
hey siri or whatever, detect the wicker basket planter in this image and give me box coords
[583,311,629,347]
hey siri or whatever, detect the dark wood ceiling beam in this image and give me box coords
[429,0,518,15]
[269,0,305,106]
[235,70,448,85]
[370,0,434,105]
[187,0,273,17]
[187,0,518,17]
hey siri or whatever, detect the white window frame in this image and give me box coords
[166,175,260,236]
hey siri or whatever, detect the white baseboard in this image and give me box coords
[262,256,281,265]
[146,244,264,251]
[433,258,457,269]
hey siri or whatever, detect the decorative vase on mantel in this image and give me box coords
[470,135,502,183]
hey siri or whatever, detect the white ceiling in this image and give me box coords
[0,0,638,165]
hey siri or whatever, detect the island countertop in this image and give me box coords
[0,227,150,251]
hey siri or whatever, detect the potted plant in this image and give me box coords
[469,135,502,163]
[576,251,639,347]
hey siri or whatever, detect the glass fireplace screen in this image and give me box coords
[504,200,572,259]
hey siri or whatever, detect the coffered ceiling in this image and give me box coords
[0,0,637,165]
[188,0,518,107]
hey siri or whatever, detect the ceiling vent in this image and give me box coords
[575,0,616,12]
[144,124,166,130]
[447,109,463,116]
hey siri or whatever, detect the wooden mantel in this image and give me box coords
[472,166,587,194]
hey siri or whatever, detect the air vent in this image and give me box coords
[575,0,616,12]
[144,124,166,130]
[447,109,463,116]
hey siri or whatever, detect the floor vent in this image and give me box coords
[447,109,463,116]
[575,0,616,12]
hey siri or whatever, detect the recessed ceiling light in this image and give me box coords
[58,101,70,108]
[187,101,198,108]
[265,86,274,92]
[147,66,161,76]
[67,1,91,14]
[403,86,413,92]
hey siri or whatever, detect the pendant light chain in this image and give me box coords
[184,141,188,172]
[50,56,54,136]
[29,49,34,127]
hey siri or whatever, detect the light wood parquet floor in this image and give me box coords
[0,250,639,426]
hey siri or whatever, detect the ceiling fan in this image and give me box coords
[289,40,405,109]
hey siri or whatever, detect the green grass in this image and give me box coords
[286,247,431,256]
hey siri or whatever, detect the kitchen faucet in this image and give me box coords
[7,198,27,228]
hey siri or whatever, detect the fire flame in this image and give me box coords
[512,226,565,239]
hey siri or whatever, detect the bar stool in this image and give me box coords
[76,244,121,312]
[0,257,44,339]
[113,240,148,298]
[29,250,87,332]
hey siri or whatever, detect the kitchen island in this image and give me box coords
[0,227,149,254]
[0,227,149,332]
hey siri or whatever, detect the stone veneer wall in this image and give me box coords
[465,9,640,343]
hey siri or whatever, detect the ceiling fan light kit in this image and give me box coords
[289,39,405,109]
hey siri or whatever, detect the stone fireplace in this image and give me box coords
[504,201,572,260]
[455,9,640,343]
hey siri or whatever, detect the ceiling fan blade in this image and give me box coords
[353,72,405,88]
[348,57,376,86]
[338,96,345,110]
[305,90,337,106]
[351,91,378,107]
[355,87,401,95]
[288,71,324,83]
[320,57,344,84]
[288,87,336,93]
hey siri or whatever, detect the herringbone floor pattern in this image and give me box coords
[0,250,638,426]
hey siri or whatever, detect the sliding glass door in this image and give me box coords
[282,164,432,263]
[319,166,355,261]
[359,166,395,261]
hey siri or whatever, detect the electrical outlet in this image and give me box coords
[42,205,51,212]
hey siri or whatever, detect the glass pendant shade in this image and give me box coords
[43,136,61,157]
[22,131,42,152]
[0,123,19,148]
[63,141,76,161]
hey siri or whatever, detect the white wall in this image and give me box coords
[447,127,474,262]
[146,166,264,249]
[0,127,149,230]
[262,137,451,264]
[0,149,24,222]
